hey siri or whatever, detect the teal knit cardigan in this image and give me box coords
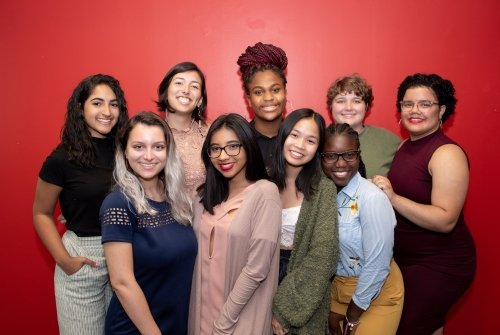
[273,176,339,334]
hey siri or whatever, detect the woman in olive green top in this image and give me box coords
[270,109,339,334]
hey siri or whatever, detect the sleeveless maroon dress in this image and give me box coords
[388,129,476,335]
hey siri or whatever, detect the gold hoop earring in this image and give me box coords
[439,119,443,128]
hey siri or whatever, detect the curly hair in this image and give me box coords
[326,74,374,113]
[396,73,457,123]
[323,123,367,178]
[156,62,208,125]
[269,108,325,200]
[62,74,129,167]
[114,112,192,224]
[237,42,288,94]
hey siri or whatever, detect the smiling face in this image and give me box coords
[283,117,320,168]
[83,84,120,138]
[330,92,367,133]
[125,123,167,184]
[209,126,247,184]
[321,134,360,189]
[401,86,445,140]
[167,70,203,115]
[246,70,287,123]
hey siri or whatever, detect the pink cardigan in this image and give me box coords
[188,180,282,334]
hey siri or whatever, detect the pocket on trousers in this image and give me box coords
[332,277,357,304]
[370,261,404,307]
[60,231,88,278]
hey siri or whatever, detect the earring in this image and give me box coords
[398,119,402,127]
[439,119,443,128]
[286,99,294,112]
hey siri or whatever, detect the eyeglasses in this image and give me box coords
[400,100,439,111]
[208,143,243,158]
[320,150,360,163]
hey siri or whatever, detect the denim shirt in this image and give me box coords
[336,172,396,310]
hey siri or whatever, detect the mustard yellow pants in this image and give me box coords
[331,259,404,335]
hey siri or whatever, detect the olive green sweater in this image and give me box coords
[273,176,339,334]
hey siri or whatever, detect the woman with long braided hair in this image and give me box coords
[237,42,288,168]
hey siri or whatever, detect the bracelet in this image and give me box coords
[345,315,361,331]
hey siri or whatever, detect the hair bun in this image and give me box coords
[237,42,288,77]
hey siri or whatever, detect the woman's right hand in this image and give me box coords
[59,256,98,275]
[57,213,67,225]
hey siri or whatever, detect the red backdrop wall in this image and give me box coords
[1,0,498,333]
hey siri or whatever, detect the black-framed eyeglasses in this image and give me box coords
[320,150,360,163]
[399,100,439,111]
[208,143,243,158]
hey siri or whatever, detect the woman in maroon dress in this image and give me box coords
[371,73,476,335]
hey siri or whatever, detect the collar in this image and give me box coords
[339,172,361,199]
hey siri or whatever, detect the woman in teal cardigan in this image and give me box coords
[270,108,339,334]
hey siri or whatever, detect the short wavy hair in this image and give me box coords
[326,74,374,113]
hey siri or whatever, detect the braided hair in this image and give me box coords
[237,42,288,94]
[324,123,367,178]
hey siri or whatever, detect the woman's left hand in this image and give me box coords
[328,311,344,335]
[342,318,360,335]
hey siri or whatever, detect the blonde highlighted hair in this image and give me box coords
[113,112,192,224]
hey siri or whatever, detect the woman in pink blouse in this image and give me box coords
[188,113,282,334]
[157,62,209,195]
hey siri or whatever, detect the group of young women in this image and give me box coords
[33,42,476,335]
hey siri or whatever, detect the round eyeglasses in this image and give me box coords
[320,150,360,164]
[208,143,243,158]
[400,100,439,111]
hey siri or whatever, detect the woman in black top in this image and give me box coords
[33,74,128,334]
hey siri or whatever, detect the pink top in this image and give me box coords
[189,180,282,335]
[170,119,208,196]
[199,184,254,334]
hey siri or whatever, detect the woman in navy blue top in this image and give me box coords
[100,112,196,334]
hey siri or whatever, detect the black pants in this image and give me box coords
[279,249,291,284]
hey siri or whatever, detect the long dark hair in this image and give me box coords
[198,113,268,214]
[270,108,325,200]
[62,74,129,167]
